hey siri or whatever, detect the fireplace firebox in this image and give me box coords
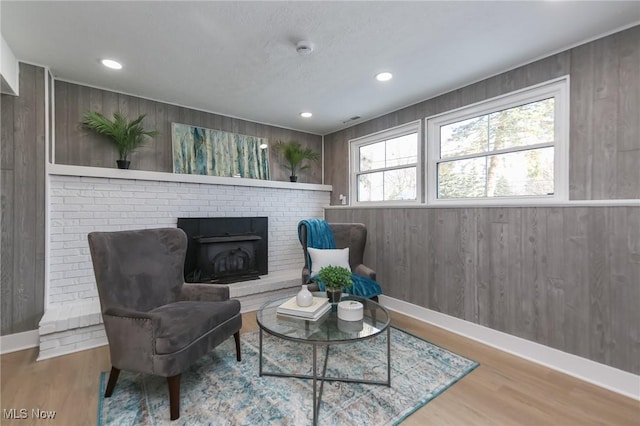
[178,217,268,284]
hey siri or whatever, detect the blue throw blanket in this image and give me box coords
[298,218,382,299]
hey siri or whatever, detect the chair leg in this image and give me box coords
[234,331,241,361]
[167,374,181,420]
[104,367,120,397]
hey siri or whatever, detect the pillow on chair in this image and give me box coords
[308,247,350,277]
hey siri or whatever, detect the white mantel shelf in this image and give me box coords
[48,164,332,192]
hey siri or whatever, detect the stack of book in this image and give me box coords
[276,296,331,321]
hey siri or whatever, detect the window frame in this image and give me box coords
[349,120,422,206]
[426,76,570,206]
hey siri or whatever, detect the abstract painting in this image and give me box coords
[172,123,270,179]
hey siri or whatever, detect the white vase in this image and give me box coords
[296,284,313,307]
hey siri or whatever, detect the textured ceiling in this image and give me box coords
[2,1,639,135]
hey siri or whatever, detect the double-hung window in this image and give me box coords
[426,77,569,203]
[350,120,421,204]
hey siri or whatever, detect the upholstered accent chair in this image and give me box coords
[88,228,242,421]
[299,222,376,290]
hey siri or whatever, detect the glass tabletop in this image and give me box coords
[256,294,390,344]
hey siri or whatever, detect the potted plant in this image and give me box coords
[317,265,352,304]
[273,140,320,182]
[81,111,159,169]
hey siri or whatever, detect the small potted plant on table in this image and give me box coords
[81,111,159,169]
[317,265,352,304]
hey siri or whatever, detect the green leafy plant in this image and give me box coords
[81,111,159,162]
[317,265,353,291]
[273,140,320,180]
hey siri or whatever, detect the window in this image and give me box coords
[350,120,421,204]
[426,77,569,204]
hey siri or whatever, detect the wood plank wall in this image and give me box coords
[1,63,46,334]
[322,26,640,375]
[324,25,640,204]
[54,81,323,183]
[325,206,640,374]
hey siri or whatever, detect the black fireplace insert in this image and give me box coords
[177,217,268,284]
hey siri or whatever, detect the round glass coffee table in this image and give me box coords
[256,295,391,425]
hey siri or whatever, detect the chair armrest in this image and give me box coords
[302,266,311,285]
[354,264,376,281]
[102,309,159,374]
[104,306,157,320]
[178,283,230,302]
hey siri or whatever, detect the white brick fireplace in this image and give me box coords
[39,165,331,359]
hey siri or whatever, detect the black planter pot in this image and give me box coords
[289,176,298,182]
[116,160,131,169]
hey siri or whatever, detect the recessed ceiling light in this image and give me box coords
[300,112,313,118]
[375,72,393,82]
[101,59,122,70]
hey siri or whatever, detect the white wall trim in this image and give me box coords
[48,164,332,192]
[326,199,640,209]
[380,295,640,400]
[0,330,40,354]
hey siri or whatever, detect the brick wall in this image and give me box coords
[47,174,330,306]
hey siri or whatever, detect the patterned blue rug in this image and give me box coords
[97,327,477,425]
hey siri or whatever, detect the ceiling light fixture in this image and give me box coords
[375,72,393,82]
[300,112,313,118]
[101,59,122,70]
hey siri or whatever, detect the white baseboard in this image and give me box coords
[380,295,640,400]
[0,330,40,354]
[36,337,108,361]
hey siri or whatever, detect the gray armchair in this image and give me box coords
[88,228,242,421]
[299,222,376,289]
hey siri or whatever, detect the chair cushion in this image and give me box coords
[150,300,240,354]
[308,247,351,276]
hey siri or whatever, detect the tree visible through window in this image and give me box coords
[427,77,568,203]
[350,121,420,203]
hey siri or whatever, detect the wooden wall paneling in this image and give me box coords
[591,35,619,200]
[136,98,159,172]
[608,207,639,372]
[13,63,35,332]
[406,208,430,310]
[54,81,322,181]
[87,87,107,167]
[323,205,639,373]
[13,64,42,332]
[520,208,547,343]
[153,100,169,172]
[544,207,568,351]
[165,104,180,173]
[587,208,612,366]
[1,170,14,334]
[100,89,120,168]
[560,207,592,357]
[475,208,492,328]
[570,38,597,199]
[53,81,66,166]
[615,27,640,199]
[1,85,16,335]
[486,208,510,333]
[34,66,46,317]
[506,208,524,337]
[621,207,640,373]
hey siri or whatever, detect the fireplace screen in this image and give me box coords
[178,217,268,284]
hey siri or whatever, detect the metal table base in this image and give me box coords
[259,326,391,425]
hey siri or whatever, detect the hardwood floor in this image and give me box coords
[1,311,638,425]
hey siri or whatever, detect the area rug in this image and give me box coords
[97,327,478,425]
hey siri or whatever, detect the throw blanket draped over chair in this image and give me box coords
[297,218,382,298]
